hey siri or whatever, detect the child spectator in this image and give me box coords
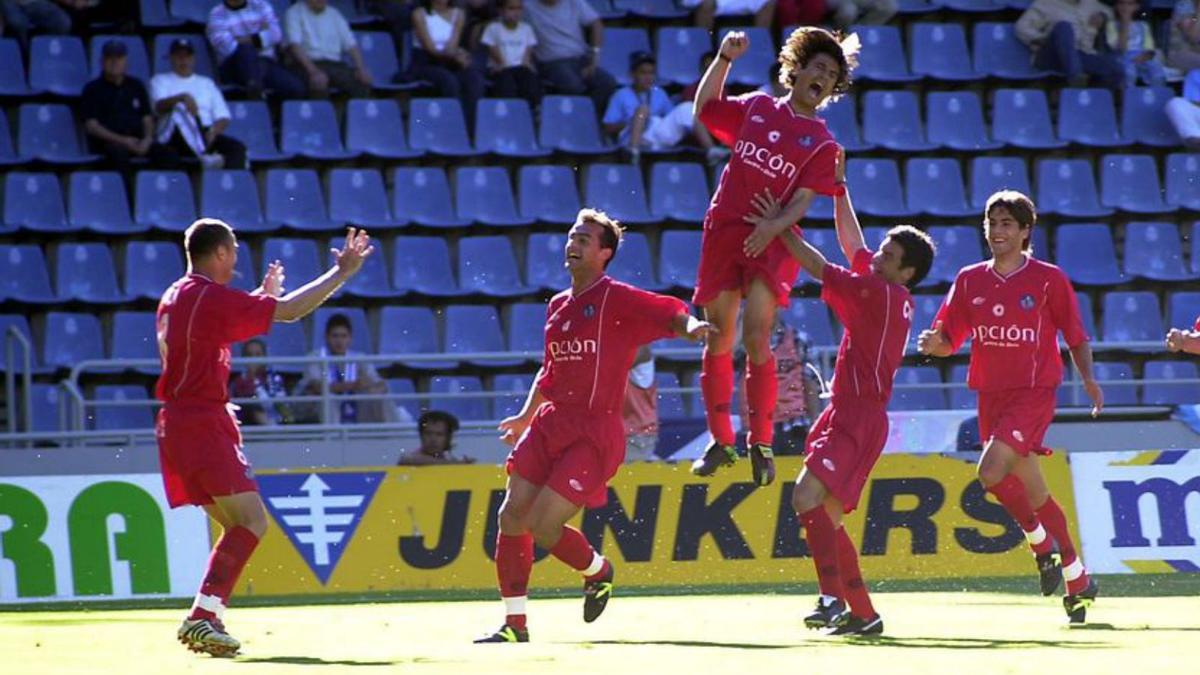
[481,0,542,107]
[603,51,704,163]
[1107,0,1166,86]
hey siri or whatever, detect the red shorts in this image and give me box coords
[506,403,625,508]
[693,220,800,309]
[802,399,889,513]
[156,403,258,508]
[977,387,1056,457]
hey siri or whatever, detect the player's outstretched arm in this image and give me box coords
[1067,341,1104,418]
[1166,327,1200,355]
[273,227,374,323]
[693,31,747,122]
[746,189,828,280]
[830,148,865,264]
[743,188,816,258]
[671,313,717,341]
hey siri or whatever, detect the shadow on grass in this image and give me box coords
[825,635,1114,650]
[574,639,792,650]
[237,656,397,666]
[1069,623,1200,633]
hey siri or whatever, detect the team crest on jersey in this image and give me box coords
[768,130,781,143]
[583,304,596,318]
[1020,294,1035,310]
[798,135,813,147]
[992,304,1005,317]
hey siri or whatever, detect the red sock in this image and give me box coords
[496,532,533,629]
[986,475,1054,556]
[549,525,608,581]
[1036,497,1091,594]
[189,525,259,621]
[745,357,777,447]
[799,506,843,599]
[835,527,875,619]
[701,351,736,446]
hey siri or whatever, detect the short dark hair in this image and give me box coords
[985,190,1037,251]
[419,410,460,435]
[183,218,235,265]
[577,208,624,270]
[243,338,266,354]
[778,27,858,101]
[886,225,936,289]
[325,313,352,335]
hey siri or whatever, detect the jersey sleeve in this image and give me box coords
[850,247,871,275]
[819,262,860,328]
[619,285,688,345]
[1048,268,1089,347]
[797,141,841,196]
[1194,315,1200,332]
[201,285,277,343]
[934,273,972,352]
[697,92,763,148]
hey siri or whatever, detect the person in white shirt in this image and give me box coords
[285,0,373,98]
[149,39,246,169]
[407,0,486,127]
[481,0,541,107]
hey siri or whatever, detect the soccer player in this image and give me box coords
[158,220,373,656]
[917,191,1103,624]
[476,209,714,643]
[750,156,936,636]
[690,27,856,487]
[1166,319,1200,355]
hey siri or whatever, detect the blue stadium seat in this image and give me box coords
[54,241,126,302]
[281,100,358,160]
[1058,88,1123,147]
[910,294,945,350]
[392,167,468,228]
[4,173,71,232]
[409,98,479,157]
[44,312,104,370]
[226,101,292,162]
[18,104,98,164]
[1035,159,1112,217]
[803,228,844,267]
[926,91,1000,151]
[0,315,48,374]
[257,321,306,374]
[327,168,405,228]
[29,36,87,96]
[0,245,55,303]
[458,235,531,297]
[518,165,582,223]
[112,311,161,374]
[428,376,488,421]
[948,364,976,410]
[717,27,775,86]
[68,172,139,234]
[310,307,372,353]
[608,231,665,290]
[445,305,521,366]
[993,89,1066,149]
[846,159,914,217]
[890,366,946,411]
[231,247,257,292]
[135,171,197,231]
[1168,291,1200,331]
[1076,291,1097,338]
[88,35,150,81]
[494,374,535,419]
[1102,291,1163,343]
[455,166,532,227]
[170,0,216,23]
[1100,154,1171,214]
[539,96,610,154]
[853,24,921,82]
[973,22,1049,80]
[656,372,687,419]
[781,298,836,347]
[934,0,1002,12]
[970,156,1031,210]
[925,226,983,285]
[263,238,321,292]
[1122,86,1179,147]
[526,233,570,291]
[387,378,420,421]
[201,170,270,232]
[27,384,62,432]
[140,0,185,28]
[1054,224,1126,286]
[822,94,873,152]
[650,162,709,223]
[1143,361,1200,405]
[898,0,940,12]
[92,385,154,430]
[586,163,656,224]
[345,98,422,158]
[0,38,32,96]
[586,0,626,18]
[614,0,688,18]
[1091,362,1137,406]
[599,27,651,87]
[1166,154,1200,211]
[910,23,982,81]
[392,236,462,297]
[125,241,184,300]
[906,158,973,217]
[807,195,834,220]
[660,230,702,290]
[507,303,546,358]
[862,90,936,151]
[475,98,549,157]
[152,34,214,77]
[353,31,409,92]
[323,236,397,299]
[0,112,18,169]
[656,27,711,86]
[265,169,339,231]
[379,306,454,369]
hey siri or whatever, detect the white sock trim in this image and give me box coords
[1024,523,1048,546]
[582,551,605,577]
[503,595,527,615]
[1063,558,1085,582]
[191,593,225,619]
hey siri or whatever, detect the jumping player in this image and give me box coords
[476,209,713,643]
[751,155,936,636]
[917,191,1103,624]
[690,27,856,487]
[158,220,373,656]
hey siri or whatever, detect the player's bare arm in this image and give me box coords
[743,187,817,258]
[830,147,865,263]
[672,313,717,341]
[498,377,547,446]
[1067,341,1104,418]
[747,189,828,281]
[917,321,954,358]
[692,31,748,122]
[273,227,374,323]
[1166,327,1200,355]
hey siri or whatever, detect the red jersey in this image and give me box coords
[155,273,276,405]
[699,92,840,228]
[935,256,1089,392]
[535,276,687,415]
[822,249,914,404]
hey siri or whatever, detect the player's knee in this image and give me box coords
[528,518,561,550]
[239,506,269,538]
[742,323,771,363]
[498,500,528,534]
[792,484,819,514]
[976,459,1007,488]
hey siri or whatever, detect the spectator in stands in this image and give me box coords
[1106,0,1165,87]
[776,0,827,30]
[1169,0,1200,72]
[82,40,177,171]
[1016,0,1124,88]
[207,0,306,100]
[295,313,397,424]
[407,0,486,127]
[372,0,414,59]
[685,0,776,31]
[827,0,894,29]
[738,316,823,456]
[285,0,373,98]
[604,51,718,164]
[758,62,789,98]
[524,0,616,118]
[1166,71,1200,149]
[150,38,247,169]
[623,346,660,462]
[230,339,293,426]
[481,0,542,108]
[0,0,70,50]
[681,51,728,166]
[397,410,476,464]
[463,0,498,50]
